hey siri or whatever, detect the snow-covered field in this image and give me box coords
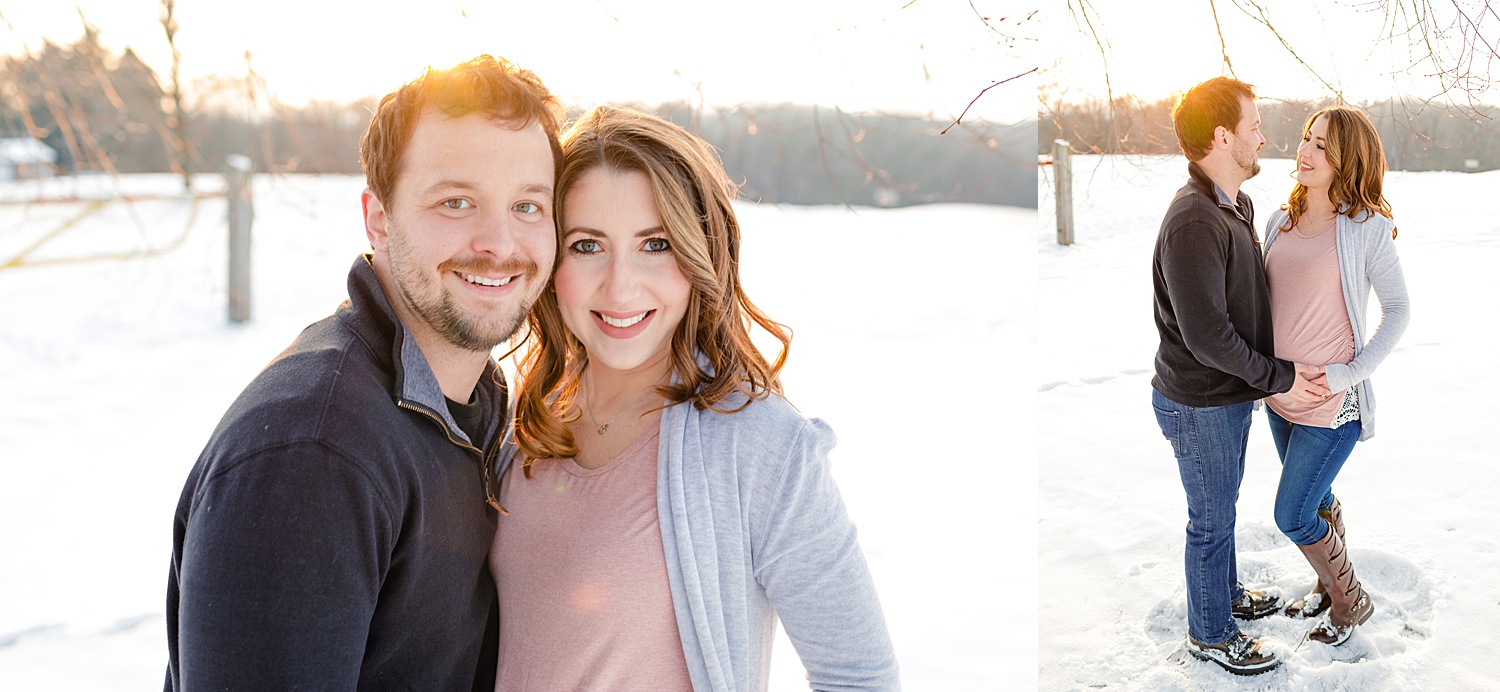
[0,174,1034,688]
[1039,155,1499,690]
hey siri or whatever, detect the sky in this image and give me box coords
[0,0,1037,124]
[1046,0,1500,107]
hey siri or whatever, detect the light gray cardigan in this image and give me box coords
[498,390,900,691]
[1264,207,1410,441]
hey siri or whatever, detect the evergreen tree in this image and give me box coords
[1,29,173,173]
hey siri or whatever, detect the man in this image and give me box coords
[166,55,563,689]
[1150,76,1330,676]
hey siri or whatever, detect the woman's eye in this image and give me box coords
[569,239,601,254]
[644,238,671,253]
[514,201,541,214]
[443,198,472,210]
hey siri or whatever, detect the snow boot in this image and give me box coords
[1230,584,1282,620]
[1296,513,1372,646]
[1284,495,1345,618]
[1185,631,1282,676]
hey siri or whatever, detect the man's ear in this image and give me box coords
[1212,124,1232,150]
[362,187,389,252]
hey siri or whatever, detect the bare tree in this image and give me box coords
[161,0,190,187]
[1055,0,1500,163]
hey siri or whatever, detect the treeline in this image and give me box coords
[1041,95,1500,172]
[633,102,1032,208]
[2,32,1034,208]
[1,27,180,174]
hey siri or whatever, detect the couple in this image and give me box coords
[165,56,899,690]
[1151,77,1410,676]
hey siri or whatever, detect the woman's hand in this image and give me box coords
[1289,362,1332,404]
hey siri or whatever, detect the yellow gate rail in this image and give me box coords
[0,193,220,271]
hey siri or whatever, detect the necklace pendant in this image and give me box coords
[597,424,609,435]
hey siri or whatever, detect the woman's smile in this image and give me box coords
[593,309,656,337]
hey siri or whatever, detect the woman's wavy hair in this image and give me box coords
[1280,106,1397,239]
[511,105,791,474]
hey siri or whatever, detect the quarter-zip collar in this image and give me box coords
[341,254,507,454]
[1186,161,1260,260]
[1187,161,1253,225]
[391,325,505,451]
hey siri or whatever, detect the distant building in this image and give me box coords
[0,137,59,182]
[873,187,901,207]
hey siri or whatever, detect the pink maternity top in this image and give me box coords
[1265,219,1358,428]
[489,427,693,690]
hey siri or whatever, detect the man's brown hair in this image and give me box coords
[359,55,564,205]
[1171,77,1256,162]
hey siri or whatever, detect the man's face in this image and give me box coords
[1230,97,1265,180]
[364,110,557,353]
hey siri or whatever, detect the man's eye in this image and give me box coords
[443,199,472,210]
[644,238,671,253]
[514,202,541,214]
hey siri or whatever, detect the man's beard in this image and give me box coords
[1237,147,1261,179]
[387,226,541,353]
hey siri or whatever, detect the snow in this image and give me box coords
[1039,155,1500,690]
[0,174,1034,689]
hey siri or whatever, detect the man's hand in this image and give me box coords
[1288,362,1332,404]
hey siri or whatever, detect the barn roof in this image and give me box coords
[0,138,59,165]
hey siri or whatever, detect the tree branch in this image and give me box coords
[941,68,1039,134]
[1232,0,1345,98]
[1208,0,1238,78]
[1070,0,1118,144]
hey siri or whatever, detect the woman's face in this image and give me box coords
[1295,114,1334,190]
[554,168,692,377]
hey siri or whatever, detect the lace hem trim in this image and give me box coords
[1332,385,1360,428]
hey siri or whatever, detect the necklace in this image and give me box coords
[583,372,658,435]
[1296,215,1336,238]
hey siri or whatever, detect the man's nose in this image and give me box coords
[472,209,518,257]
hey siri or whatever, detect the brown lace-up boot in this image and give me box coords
[1284,495,1344,618]
[1230,585,1282,620]
[1186,631,1282,676]
[1296,513,1372,645]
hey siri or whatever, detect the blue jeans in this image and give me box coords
[1266,408,1361,545]
[1151,388,1251,645]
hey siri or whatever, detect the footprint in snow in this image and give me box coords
[1141,544,1438,676]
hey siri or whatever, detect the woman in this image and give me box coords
[488,105,899,690]
[1263,106,1409,646]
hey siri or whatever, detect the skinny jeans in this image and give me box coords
[1266,407,1361,546]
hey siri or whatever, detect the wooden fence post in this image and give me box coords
[226,154,253,323]
[1053,139,1074,246]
